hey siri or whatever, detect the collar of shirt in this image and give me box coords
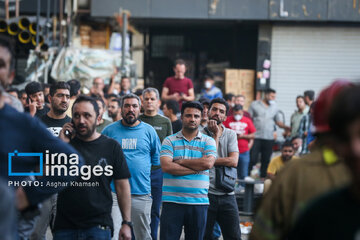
[175,129,202,141]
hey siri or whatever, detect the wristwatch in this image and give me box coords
[121,220,133,228]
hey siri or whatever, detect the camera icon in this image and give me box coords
[8,150,43,176]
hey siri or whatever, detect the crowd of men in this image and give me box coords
[1,34,359,240]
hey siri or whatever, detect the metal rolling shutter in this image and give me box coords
[271,25,360,125]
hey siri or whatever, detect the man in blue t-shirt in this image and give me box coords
[102,93,160,240]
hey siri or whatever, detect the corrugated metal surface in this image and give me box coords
[271,25,360,124]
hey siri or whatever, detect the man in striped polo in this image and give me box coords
[160,101,217,240]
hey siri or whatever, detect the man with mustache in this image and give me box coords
[160,101,217,240]
[56,95,132,240]
[30,82,72,240]
[102,93,161,240]
[40,82,72,137]
[202,98,242,240]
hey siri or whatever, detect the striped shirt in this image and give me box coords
[160,130,217,205]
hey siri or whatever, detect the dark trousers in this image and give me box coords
[150,168,163,240]
[249,139,274,178]
[160,202,208,240]
[204,194,241,240]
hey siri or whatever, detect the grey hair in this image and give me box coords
[121,93,141,108]
[142,87,160,100]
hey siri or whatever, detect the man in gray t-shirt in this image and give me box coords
[248,88,291,178]
[202,98,241,240]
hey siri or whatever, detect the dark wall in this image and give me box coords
[91,0,360,23]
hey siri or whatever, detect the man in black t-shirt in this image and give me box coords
[55,95,132,240]
[25,81,50,118]
[31,82,72,240]
[40,81,72,136]
[163,99,182,133]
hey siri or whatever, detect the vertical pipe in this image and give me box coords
[121,12,127,71]
[59,0,64,46]
[46,0,50,42]
[36,0,40,47]
[66,0,72,46]
[53,0,57,44]
[5,0,9,20]
[15,0,19,18]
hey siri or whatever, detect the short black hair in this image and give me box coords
[282,140,294,150]
[49,81,70,96]
[0,35,15,71]
[19,89,26,97]
[296,95,305,101]
[134,89,143,97]
[7,88,18,95]
[181,101,203,115]
[291,135,302,142]
[265,88,276,94]
[25,81,43,95]
[165,99,180,115]
[202,74,214,81]
[224,93,234,102]
[174,59,186,67]
[233,104,243,112]
[111,98,122,107]
[329,85,360,141]
[199,97,210,106]
[106,93,119,99]
[304,90,315,101]
[95,96,106,108]
[72,95,99,117]
[209,98,230,115]
[67,79,81,97]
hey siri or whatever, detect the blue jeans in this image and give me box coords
[150,168,163,240]
[237,151,250,180]
[160,203,208,240]
[53,226,111,240]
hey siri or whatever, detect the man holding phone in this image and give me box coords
[25,81,50,118]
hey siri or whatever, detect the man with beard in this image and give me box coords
[108,98,122,122]
[160,101,217,240]
[30,82,72,240]
[267,141,297,180]
[202,98,242,240]
[139,88,172,240]
[102,93,160,240]
[40,82,71,137]
[25,81,50,118]
[55,95,132,240]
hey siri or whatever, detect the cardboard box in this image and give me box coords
[225,69,255,110]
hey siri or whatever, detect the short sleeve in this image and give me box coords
[227,130,239,153]
[187,78,194,90]
[163,78,170,89]
[267,158,278,175]
[274,109,282,123]
[247,118,256,134]
[204,136,217,158]
[160,137,174,159]
[112,141,131,180]
[248,102,255,117]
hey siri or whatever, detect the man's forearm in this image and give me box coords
[115,181,131,222]
[214,157,238,167]
[176,156,215,171]
[163,162,197,175]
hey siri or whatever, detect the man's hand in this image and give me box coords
[119,225,131,240]
[16,187,30,211]
[28,98,37,116]
[59,122,76,143]
[208,120,220,137]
